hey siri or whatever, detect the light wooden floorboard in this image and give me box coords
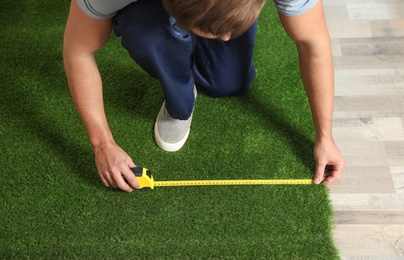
[334,69,404,96]
[334,211,404,225]
[324,0,404,258]
[333,225,404,257]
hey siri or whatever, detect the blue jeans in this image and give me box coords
[113,0,257,120]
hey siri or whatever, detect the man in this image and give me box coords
[63,0,345,192]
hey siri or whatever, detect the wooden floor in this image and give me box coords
[323,0,404,258]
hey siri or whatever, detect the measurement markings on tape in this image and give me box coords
[131,167,312,189]
[155,179,312,187]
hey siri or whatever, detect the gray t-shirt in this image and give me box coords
[77,0,318,20]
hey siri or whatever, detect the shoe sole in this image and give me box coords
[154,120,190,152]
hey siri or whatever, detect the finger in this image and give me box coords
[122,166,140,189]
[323,166,344,186]
[322,174,338,186]
[127,158,136,168]
[99,173,110,187]
[104,170,118,188]
[313,162,326,185]
[112,168,133,192]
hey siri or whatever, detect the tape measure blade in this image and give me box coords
[154,179,312,187]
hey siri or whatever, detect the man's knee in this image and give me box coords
[198,67,256,97]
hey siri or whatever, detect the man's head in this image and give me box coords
[162,0,266,40]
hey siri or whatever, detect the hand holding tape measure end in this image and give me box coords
[130,167,154,189]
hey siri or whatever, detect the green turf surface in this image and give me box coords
[0,1,339,258]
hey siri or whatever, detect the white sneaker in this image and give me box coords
[154,89,196,152]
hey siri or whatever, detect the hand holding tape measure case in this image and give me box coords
[130,167,155,189]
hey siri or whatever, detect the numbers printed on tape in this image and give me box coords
[155,179,312,187]
[131,167,312,190]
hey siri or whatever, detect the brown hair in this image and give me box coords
[162,0,266,39]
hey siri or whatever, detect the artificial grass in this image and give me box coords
[0,1,339,258]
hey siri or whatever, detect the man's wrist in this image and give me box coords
[90,134,116,150]
[315,130,333,143]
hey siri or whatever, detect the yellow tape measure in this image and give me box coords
[131,167,312,189]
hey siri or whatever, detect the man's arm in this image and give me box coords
[277,0,345,185]
[63,0,139,191]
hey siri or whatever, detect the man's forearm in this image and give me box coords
[296,40,334,141]
[63,0,115,148]
[277,0,335,141]
[64,55,115,148]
